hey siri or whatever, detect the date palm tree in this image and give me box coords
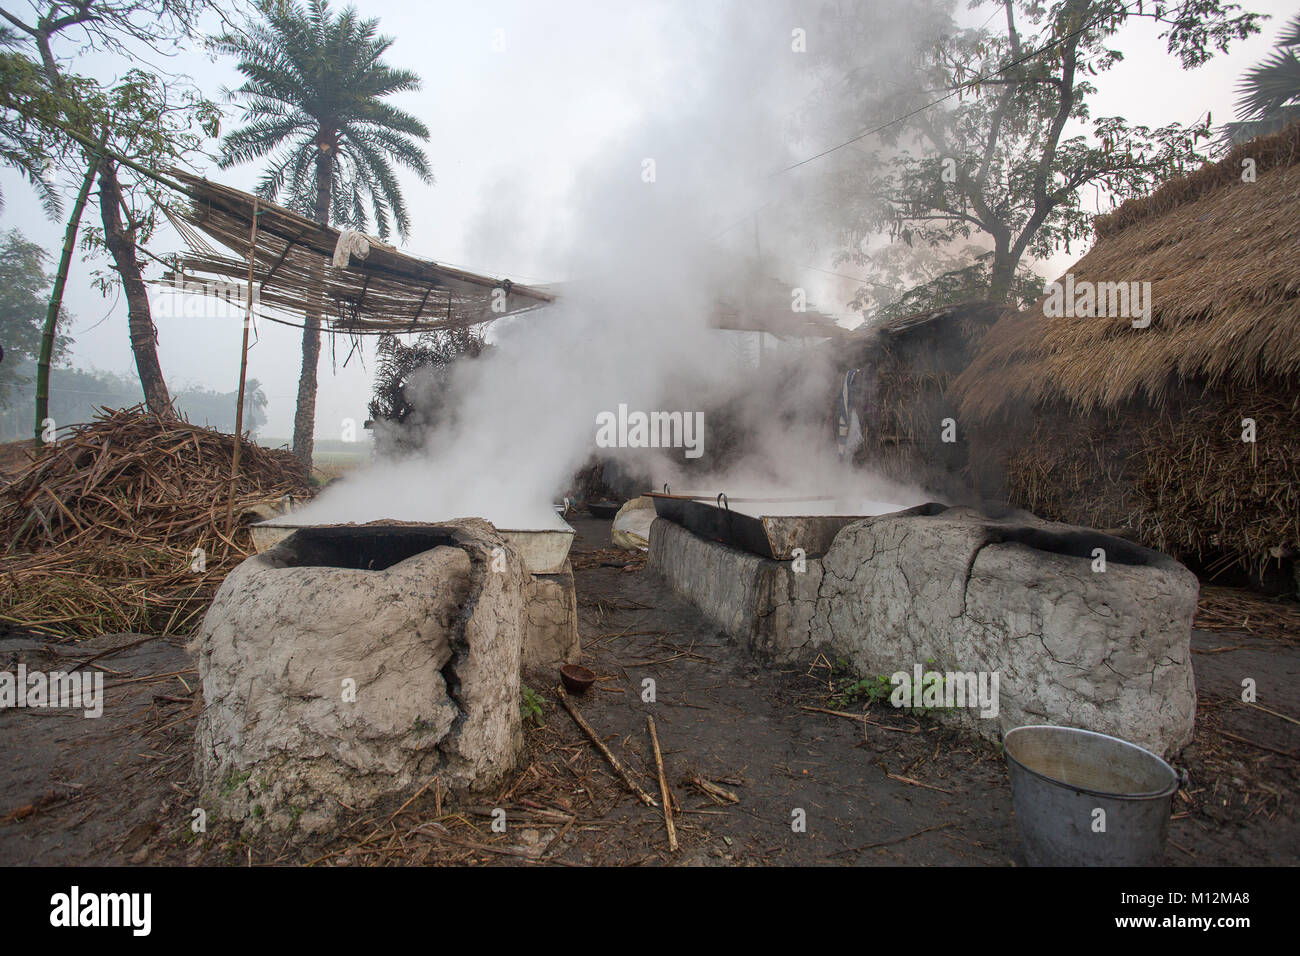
[1224,13,1300,146]
[215,0,431,469]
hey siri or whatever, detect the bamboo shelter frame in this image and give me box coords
[162,169,555,336]
[154,170,556,522]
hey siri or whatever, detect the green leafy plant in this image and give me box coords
[368,326,490,454]
[520,685,545,727]
[830,673,896,709]
[829,657,956,713]
[1222,13,1300,146]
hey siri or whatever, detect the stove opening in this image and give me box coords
[273,526,462,571]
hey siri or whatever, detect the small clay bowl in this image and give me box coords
[560,664,597,695]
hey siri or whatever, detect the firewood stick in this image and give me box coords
[647,716,678,852]
[557,685,657,807]
[1219,730,1299,760]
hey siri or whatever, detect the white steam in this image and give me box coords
[287,1,938,530]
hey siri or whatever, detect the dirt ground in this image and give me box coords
[1,515,1297,866]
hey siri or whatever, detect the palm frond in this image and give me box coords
[1233,13,1300,121]
[217,0,432,234]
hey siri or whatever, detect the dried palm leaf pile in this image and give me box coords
[0,406,311,638]
[1195,585,1300,646]
[1138,390,1300,575]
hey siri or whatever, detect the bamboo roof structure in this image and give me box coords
[163,169,555,335]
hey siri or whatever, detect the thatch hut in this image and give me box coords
[836,300,1007,499]
[953,123,1300,589]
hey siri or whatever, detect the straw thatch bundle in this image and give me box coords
[998,411,1145,535]
[1137,387,1300,572]
[954,122,1300,580]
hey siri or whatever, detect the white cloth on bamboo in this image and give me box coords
[332,229,371,268]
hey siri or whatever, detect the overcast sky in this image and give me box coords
[1,0,1294,440]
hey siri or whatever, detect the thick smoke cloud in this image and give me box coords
[289,0,935,529]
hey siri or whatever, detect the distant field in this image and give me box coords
[257,437,372,452]
[258,438,372,482]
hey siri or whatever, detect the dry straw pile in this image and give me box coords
[1000,390,1300,575]
[0,407,310,637]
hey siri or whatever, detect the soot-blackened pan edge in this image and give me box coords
[646,493,941,560]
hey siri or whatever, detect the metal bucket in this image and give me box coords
[1004,725,1180,866]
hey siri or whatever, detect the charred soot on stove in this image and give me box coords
[274,526,463,572]
[900,503,1161,567]
[982,527,1161,567]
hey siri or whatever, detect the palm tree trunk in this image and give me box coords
[292,150,333,470]
[292,301,323,469]
[34,147,100,449]
[99,160,173,417]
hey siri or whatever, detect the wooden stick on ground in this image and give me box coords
[1219,729,1300,759]
[886,772,953,795]
[647,716,678,852]
[556,684,657,807]
[799,705,922,734]
[689,774,739,805]
[1244,702,1300,727]
[828,822,952,858]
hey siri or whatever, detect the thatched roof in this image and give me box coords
[164,169,554,334]
[858,300,1005,348]
[955,122,1300,421]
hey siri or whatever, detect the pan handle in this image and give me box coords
[717,493,729,511]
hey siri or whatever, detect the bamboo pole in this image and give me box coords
[226,199,260,530]
[556,684,657,807]
[647,716,678,852]
[35,132,108,451]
